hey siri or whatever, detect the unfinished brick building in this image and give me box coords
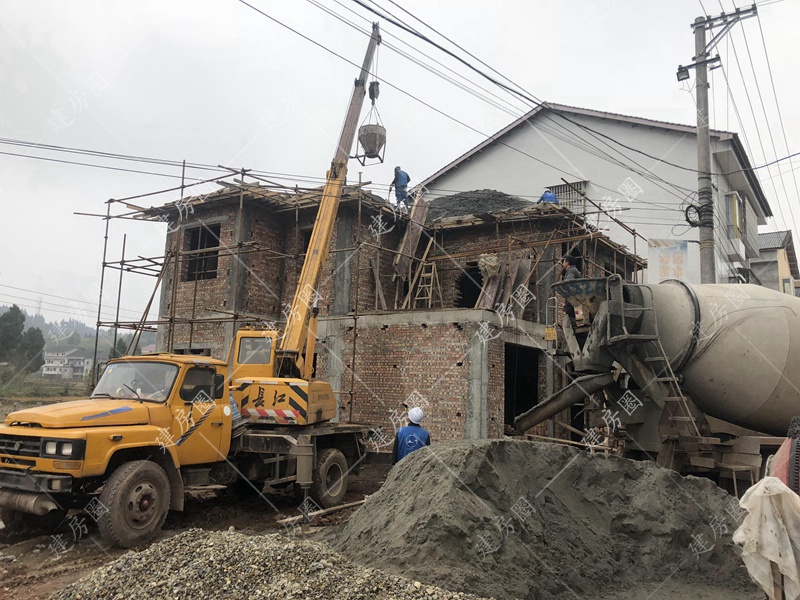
[144,183,644,450]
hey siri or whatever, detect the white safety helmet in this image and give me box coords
[408,406,424,424]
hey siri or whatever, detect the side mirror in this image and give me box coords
[213,374,225,399]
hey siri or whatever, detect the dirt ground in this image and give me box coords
[0,453,764,600]
[0,463,391,600]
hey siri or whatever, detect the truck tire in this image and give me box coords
[311,448,348,508]
[0,506,67,535]
[98,460,171,548]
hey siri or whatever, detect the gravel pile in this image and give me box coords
[51,529,491,600]
[426,189,531,223]
[326,440,757,600]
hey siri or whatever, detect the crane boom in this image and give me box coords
[276,22,381,379]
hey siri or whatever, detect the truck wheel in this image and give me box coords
[0,506,68,535]
[311,448,348,508]
[98,460,170,548]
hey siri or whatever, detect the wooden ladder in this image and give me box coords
[412,262,442,308]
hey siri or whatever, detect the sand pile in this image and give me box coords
[326,440,757,600]
[426,190,531,223]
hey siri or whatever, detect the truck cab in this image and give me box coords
[229,328,336,426]
[0,350,367,548]
[0,354,231,547]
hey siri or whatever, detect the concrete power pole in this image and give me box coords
[694,17,715,284]
[679,5,758,283]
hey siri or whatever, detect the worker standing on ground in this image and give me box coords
[560,255,581,328]
[389,166,411,212]
[537,188,558,204]
[392,406,430,464]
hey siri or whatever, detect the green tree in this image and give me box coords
[0,305,25,362]
[108,337,128,360]
[17,327,45,372]
[67,330,81,347]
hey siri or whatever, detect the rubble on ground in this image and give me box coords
[326,440,758,600]
[51,528,491,600]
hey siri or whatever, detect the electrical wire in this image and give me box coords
[715,0,789,232]
[731,1,799,235]
[755,11,800,230]
[0,149,203,181]
[0,284,143,318]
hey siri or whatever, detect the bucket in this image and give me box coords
[358,124,386,159]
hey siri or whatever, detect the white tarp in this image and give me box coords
[733,477,800,600]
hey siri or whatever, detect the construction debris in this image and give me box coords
[52,529,490,600]
[326,440,759,600]
[426,189,531,223]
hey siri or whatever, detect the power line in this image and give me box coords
[307,0,525,116]
[240,0,797,233]
[0,296,144,323]
[715,0,789,233]
[0,284,144,318]
[755,11,800,230]
[230,0,684,213]
[0,149,201,181]
[732,2,800,236]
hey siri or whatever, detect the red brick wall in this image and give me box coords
[242,205,287,319]
[320,321,472,445]
[161,205,237,353]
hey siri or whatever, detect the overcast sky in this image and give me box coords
[1,0,798,328]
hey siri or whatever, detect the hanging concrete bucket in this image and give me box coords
[358,123,386,159]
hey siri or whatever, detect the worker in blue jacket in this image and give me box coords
[389,166,412,210]
[537,188,558,204]
[392,406,430,463]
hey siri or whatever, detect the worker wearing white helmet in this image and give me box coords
[392,406,431,464]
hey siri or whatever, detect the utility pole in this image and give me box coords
[694,17,715,284]
[678,5,757,283]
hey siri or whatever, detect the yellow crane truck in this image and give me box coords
[0,23,382,549]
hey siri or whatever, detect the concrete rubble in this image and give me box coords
[426,189,532,223]
[51,529,490,600]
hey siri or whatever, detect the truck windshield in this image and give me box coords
[92,361,179,403]
[238,337,272,365]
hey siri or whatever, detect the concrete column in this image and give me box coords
[156,230,175,352]
[465,323,489,439]
[325,322,346,422]
[223,209,251,356]
[332,208,354,315]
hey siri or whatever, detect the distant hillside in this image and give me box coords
[0,305,156,354]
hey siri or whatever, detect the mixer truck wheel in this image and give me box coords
[97,460,171,548]
[311,448,348,508]
[0,505,68,535]
[789,438,800,494]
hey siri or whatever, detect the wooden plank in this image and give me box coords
[276,499,367,525]
[497,259,520,307]
[476,263,506,309]
[392,192,429,279]
[370,259,387,310]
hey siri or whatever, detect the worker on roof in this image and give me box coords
[389,166,411,212]
[392,406,430,464]
[537,188,558,204]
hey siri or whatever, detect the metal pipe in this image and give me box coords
[91,200,112,387]
[112,234,127,358]
[0,490,59,516]
[515,372,615,433]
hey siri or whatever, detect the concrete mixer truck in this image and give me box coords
[515,275,798,490]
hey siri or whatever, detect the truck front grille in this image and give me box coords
[0,435,41,458]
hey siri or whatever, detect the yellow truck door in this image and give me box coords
[170,366,227,464]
